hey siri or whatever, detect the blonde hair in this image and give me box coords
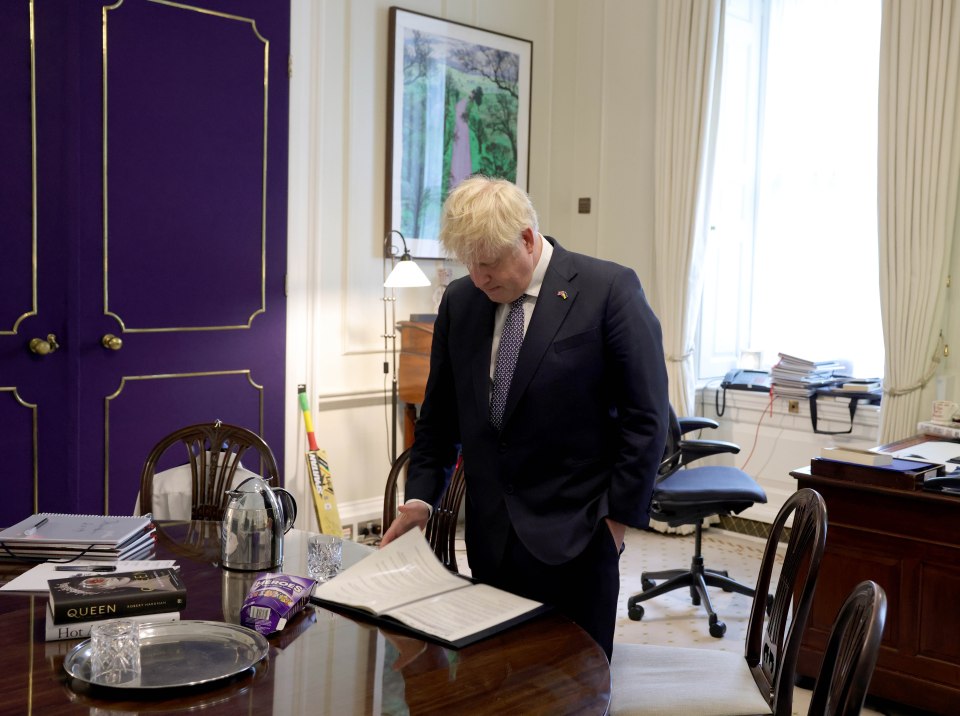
[440,176,539,266]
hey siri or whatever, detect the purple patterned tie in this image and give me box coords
[490,295,527,430]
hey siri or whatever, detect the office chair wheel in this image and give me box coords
[691,587,701,606]
[641,577,655,592]
[628,604,645,621]
[709,616,726,638]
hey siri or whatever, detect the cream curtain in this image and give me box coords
[653,0,724,417]
[878,0,960,442]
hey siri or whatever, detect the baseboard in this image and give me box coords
[717,515,790,543]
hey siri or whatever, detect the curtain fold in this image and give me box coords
[653,0,724,417]
[878,0,960,442]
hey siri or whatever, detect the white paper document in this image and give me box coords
[311,529,544,647]
[1,560,177,592]
[891,441,960,472]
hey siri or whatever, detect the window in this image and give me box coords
[697,0,883,381]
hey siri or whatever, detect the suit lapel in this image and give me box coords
[501,243,578,427]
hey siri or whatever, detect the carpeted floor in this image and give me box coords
[456,525,894,716]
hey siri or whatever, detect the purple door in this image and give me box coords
[0,0,289,524]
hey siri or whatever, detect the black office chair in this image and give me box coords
[627,408,767,637]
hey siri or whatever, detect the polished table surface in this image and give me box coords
[0,521,611,715]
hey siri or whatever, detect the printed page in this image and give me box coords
[385,583,543,644]
[312,528,470,614]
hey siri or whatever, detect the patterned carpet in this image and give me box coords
[616,527,886,716]
[457,525,888,716]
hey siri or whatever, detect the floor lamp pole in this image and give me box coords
[383,286,399,467]
[382,229,429,468]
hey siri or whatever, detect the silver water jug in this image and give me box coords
[220,476,297,571]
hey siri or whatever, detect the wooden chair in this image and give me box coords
[139,421,280,522]
[383,448,465,573]
[610,487,827,716]
[807,580,887,716]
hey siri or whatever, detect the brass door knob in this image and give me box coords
[101,334,123,351]
[28,334,60,355]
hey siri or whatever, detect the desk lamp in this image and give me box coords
[382,230,430,465]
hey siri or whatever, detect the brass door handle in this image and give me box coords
[29,334,60,355]
[101,334,123,351]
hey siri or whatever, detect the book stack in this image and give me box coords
[0,513,155,561]
[838,379,882,393]
[917,421,960,439]
[45,567,186,641]
[770,353,847,398]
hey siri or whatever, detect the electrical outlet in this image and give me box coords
[357,519,382,545]
[341,524,353,541]
[788,400,800,414]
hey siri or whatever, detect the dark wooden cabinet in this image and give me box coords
[792,438,960,714]
[397,320,434,451]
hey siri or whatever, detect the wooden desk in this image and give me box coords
[397,320,434,451]
[791,435,960,714]
[0,522,610,715]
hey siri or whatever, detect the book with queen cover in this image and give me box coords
[47,567,186,624]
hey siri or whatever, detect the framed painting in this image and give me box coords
[386,7,532,259]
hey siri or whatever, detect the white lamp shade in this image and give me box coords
[384,258,431,288]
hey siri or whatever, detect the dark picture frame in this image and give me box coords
[386,7,533,259]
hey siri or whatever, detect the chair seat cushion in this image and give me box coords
[610,643,773,716]
[655,466,768,505]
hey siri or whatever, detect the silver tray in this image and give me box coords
[63,620,269,689]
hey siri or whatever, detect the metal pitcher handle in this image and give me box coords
[273,487,297,533]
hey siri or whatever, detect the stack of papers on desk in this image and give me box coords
[771,353,846,398]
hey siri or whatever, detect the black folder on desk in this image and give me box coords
[809,457,941,490]
[312,595,552,649]
[308,529,550,649]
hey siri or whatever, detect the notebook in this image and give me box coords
[0,513,154,561]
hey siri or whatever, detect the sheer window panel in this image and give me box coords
[698,0,884,381]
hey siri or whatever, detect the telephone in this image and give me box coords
[721,369,771,393]
[715,369,771,416]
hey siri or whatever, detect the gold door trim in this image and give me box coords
[103,370,264,514]
[102,0,269,333]
[1,387,39,514]
[3,0,39,336]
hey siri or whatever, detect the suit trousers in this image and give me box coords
[480,521,621,661]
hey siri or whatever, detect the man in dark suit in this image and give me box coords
[380,176,668,659]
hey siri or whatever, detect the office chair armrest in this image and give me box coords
[677,417,720,435]
[678,438,741,466]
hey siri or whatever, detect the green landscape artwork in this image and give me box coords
[388,10,531,258]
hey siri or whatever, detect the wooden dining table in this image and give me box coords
[0,521,611,715]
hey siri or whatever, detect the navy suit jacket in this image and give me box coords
[406,238,668,577]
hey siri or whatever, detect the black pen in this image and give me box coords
[53,565,117,572]
[22,517,48,536]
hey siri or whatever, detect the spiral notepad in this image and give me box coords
[0,513,154,561]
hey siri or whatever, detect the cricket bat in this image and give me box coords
[298,384,343,536]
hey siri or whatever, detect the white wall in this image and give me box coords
[695,388,880,523]
[286,0,944,531]
[285,0,661,532]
